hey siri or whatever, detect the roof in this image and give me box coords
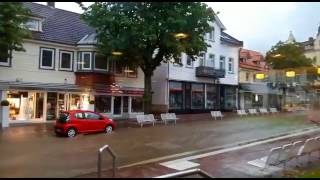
[220,31,243,46]
[239,48,267,71]
[22,2,95,45]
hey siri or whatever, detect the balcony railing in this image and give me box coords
[196,66,225,79]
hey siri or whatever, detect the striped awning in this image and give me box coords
[0,81,83,92]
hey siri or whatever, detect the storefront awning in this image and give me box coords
[0,81,83,92]
[239,83,281,95]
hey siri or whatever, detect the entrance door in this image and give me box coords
[34,92,45,119]
[113,96,122,115]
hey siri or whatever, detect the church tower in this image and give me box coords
[286,30,296,44]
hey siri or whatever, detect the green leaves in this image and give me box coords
[0,2,31,59]
[81,2,215,72]
[266,41,313,70]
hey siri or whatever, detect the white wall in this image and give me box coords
[0,41,76,84]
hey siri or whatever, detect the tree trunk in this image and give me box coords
[143,71,153,114]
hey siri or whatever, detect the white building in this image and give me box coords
[0,2,144,125]
[152,16,243,113]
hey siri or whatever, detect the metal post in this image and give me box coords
[97,145,116,178]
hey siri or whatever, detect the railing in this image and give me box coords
[154,168,214,178]
[195,66,225,79]
[97,145,116,178]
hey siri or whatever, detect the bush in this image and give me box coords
[1,100,9,106]
[89,100,95,104]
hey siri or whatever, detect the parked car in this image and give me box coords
[54,110,116,137]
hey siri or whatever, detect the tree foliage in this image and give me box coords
[0,2,31,59]
[81,2,216,113]
[265,41,314,70]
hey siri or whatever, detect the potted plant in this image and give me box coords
[89,100,95,111]
[1,100,10,128]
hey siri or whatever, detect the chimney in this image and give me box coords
[47,2,55,8]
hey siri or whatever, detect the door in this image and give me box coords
[84,111,105,131]
[185,83,191,111]
[34,92,45,119]
[113,96,122,115]
[73,112,88,133]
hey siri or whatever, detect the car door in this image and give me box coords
[84,112,106,132]
[73,112,89,133]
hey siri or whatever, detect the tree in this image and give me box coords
[0,2,31,60]
[265,41,314,70]
[80,2,216,113]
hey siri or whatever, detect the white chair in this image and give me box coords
[248,109,259,115]
[237,110,248,116]
[298,138,318,164]
[136,114,155,127]
[160,113,177,125]
[248,146,283,172]
[211,111,224,120]
[270,108,279,114]
[259,108,269,115]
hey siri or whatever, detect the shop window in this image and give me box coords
[252,94,263,108]
[95,95,111,113]
[192,83,204,109]
[131,96,143,112]
[206,84,218,109]
[169,81,184,109]
[40,47,55,70]
[224,86,236,110]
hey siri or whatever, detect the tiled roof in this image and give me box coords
[22,2,95,45]
[239,48,267,71]
[220,31,243,46]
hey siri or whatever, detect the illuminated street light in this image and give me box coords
[317,67,320,74]
[174,33,188,40]
[255,73,265,80]
[286,71,295,78]
[112,51,123,56]
[124,69,134,73]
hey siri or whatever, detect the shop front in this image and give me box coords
[168,80,221,113]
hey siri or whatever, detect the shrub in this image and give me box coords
[1,100,9,106]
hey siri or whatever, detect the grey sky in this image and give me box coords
[36,2,320,55]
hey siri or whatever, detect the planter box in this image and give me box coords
[1,106,9,128]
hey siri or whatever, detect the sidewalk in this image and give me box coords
[76,127,320,178]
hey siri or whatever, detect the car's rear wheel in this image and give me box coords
[105,125,113,134]
[67,128,77,137]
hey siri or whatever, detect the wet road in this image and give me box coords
[0,112,315,177]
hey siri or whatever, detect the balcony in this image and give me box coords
[195,66,225,79]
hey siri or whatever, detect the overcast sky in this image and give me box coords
[36,2,320,55]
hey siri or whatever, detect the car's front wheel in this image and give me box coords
[67,128,77,137]
[105,125,113,134]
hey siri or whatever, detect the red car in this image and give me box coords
[55,110,116,137]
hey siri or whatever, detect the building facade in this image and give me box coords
[238,48,281,109]
[0,2,144,124]
[152,16,243,113]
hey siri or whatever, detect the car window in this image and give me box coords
[74,112,84,119]
[84,112,102,120]
[58,112,69,123]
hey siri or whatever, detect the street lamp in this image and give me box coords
[111,51,123,56]
[255,73,265,80]
[174,33,188,40]
[286,71,295,78]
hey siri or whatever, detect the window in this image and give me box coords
[198,53,206,66]
[206,84,218,109]
[192,83,204,109]
[219,56,225,70]
[0,48,10,66]
[131,96,143,112]
[186,56,193,68]
[228,58,234,73]
[208,54,215,68]
[59,50,73,71]
[95,95,111,113]
[208,29,215,41]
[74,113,84,119]
[40,48,55,70]
[81,52,92,70]
[246,72,250,81]
[94,53,108,70]
[169,81,184,109]
[84,112,101,120]
[25,19,40,31]
[126,67,138,78]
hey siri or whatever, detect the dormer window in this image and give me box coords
[25,17,42,31]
